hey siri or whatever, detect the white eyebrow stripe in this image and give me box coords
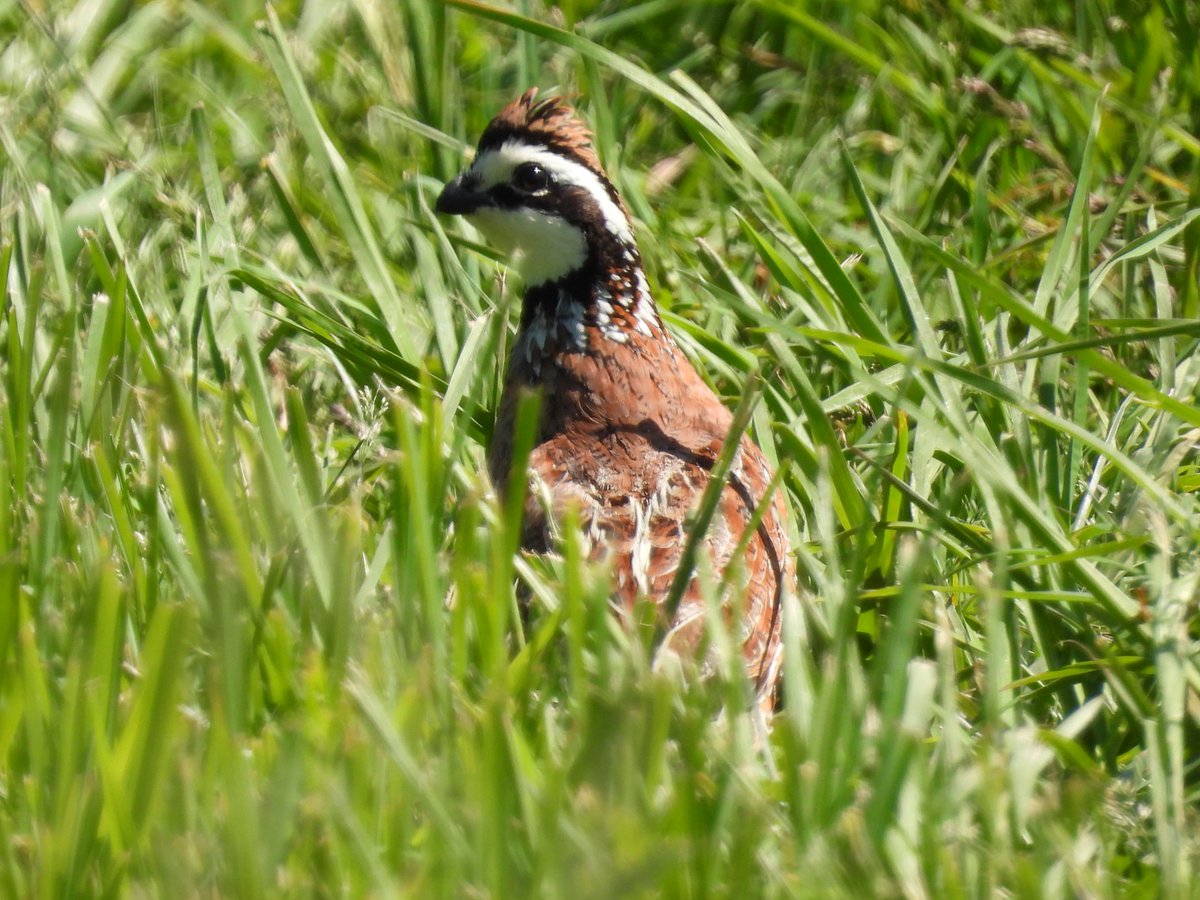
[470,140,634,245]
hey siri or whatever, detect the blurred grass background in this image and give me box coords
[2,0,1199,896]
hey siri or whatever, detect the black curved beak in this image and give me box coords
[436,177,490,215]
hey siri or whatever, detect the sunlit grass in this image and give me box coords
[1,0,1198,896]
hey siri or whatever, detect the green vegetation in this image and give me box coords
[2,0,1198,895]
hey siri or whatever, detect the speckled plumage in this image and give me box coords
[439,90,791,709]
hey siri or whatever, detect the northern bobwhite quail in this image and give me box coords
[437,89,791,710]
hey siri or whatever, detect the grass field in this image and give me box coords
[3,0,1199,896]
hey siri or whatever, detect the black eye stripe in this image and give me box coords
[489,184,540,208]
[487,185,572,218]
[485,180,618,232]
[473,140,628,217]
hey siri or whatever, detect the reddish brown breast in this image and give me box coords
[489,285,791,705]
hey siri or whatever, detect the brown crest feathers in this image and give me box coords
[479,88,605,174]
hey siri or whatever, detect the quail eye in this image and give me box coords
[513,162,551,193]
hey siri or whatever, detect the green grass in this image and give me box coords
[2,0,1199,895]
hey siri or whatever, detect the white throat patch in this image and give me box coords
[466,205,587,286]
